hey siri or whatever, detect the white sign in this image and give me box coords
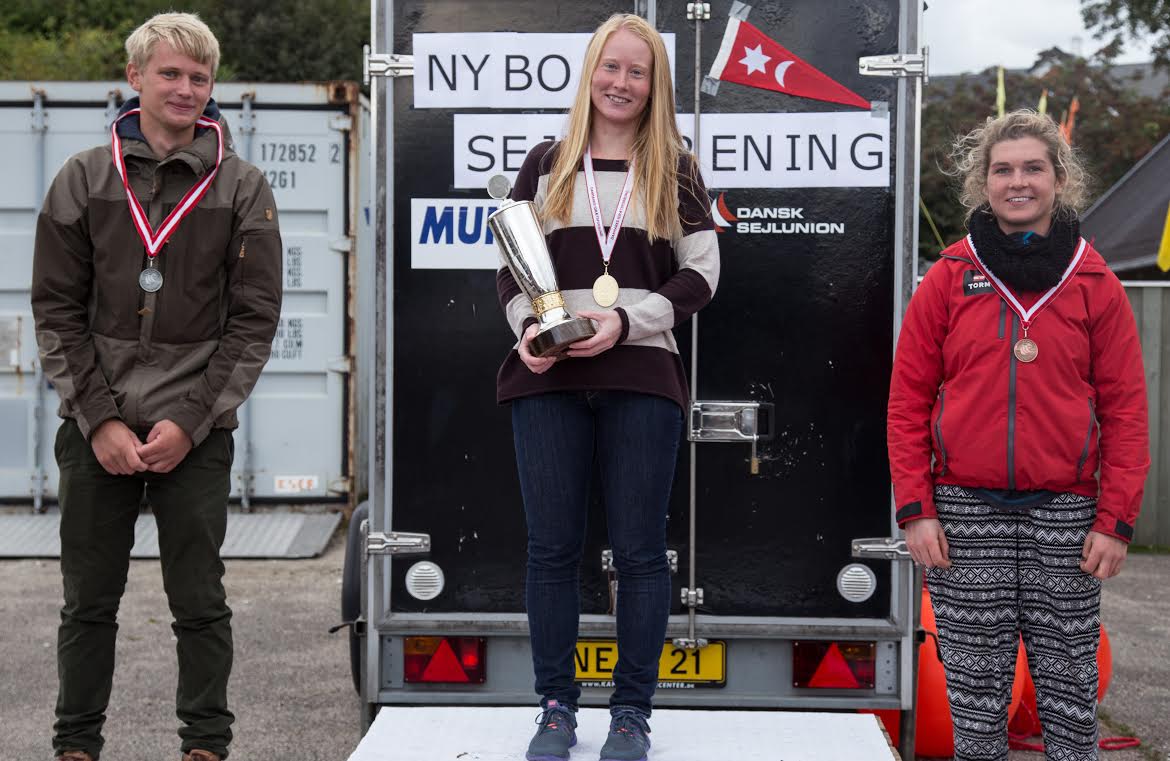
[411,198,501,270]
[451,112,890,189]
[413,33,675,109]
[274,475,320,494]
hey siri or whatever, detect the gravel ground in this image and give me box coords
[1,529,1165,761]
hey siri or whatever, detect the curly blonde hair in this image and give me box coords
[950,109,1089,220]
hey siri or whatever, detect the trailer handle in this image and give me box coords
[851,536,912,561]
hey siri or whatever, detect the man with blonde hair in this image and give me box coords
[32,12,282,761]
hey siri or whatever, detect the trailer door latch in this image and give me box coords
[689,401,773,474]
[851,536,911,560]
[366,531,431,559]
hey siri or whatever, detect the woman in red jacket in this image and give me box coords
[888,110,1149,760]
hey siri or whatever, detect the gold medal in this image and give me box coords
[593,273,619,307]
[1013,337,1038,363]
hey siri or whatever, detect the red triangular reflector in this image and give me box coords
[421,639,470,683]
[808,643,860,688]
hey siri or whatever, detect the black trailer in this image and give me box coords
[349,0,926,756]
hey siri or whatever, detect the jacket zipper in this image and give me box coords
[1007,312,1019,489]
[1077,398,1097,480]
[935,388,948,476]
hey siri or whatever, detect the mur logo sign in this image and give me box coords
[411,199,501,270]
[709,192,845,236]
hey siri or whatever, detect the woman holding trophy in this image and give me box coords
[493,13,719,761]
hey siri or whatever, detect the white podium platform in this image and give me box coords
[348,707,899,761]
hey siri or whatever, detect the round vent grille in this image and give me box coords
[836,563,877,603]
[405,561,445,601]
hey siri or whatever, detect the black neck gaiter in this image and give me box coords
[967,206,1080,292]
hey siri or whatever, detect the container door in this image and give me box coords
[219,101,352,501]
[0,84,353,504]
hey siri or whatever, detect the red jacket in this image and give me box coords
[888,236,1149,542]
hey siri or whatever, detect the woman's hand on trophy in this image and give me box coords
[567,310,622,358]
[519,323,558,374]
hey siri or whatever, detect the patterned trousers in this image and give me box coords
[926,485,1102,761]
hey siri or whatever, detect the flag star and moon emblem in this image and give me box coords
[739,44,770,76]
[708,15,870,109]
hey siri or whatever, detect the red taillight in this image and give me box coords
[403,636,487,684]
[792,641,876,689]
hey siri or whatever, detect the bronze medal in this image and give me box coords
[593,273,619,307]
[1013,337,1038,363]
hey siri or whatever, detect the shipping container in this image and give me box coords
[0,81,370,510]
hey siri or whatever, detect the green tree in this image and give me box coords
[202,0,366,82]
[919,52,1170,261]
[0,0,367,82]
[1082,0,1170,71]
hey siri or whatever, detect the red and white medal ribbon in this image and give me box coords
[111,108,223,257]
[965,234,1089,353]
[583,146,636,269]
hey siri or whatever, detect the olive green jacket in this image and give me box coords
[32,100,282,446]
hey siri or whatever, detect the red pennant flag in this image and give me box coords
[706,16,870,109]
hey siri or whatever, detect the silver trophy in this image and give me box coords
[487,174,596,357]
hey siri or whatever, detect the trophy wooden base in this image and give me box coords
[530,317,596,358]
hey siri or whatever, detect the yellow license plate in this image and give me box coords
[574,640,726,685]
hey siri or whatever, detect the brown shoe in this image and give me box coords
[182,752,221,761]
[57,752,93,761]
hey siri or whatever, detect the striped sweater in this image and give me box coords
[496,140,720,411]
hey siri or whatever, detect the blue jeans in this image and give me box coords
[512,390,683,717]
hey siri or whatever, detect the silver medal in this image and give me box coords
[139,264,163,292]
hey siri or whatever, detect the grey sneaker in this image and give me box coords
[526,700,578,761]
[599,708,651,761]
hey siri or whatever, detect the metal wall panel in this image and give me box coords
[1125,283,1170,547]
[0,82,364,504]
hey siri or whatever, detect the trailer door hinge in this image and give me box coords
[364,46,415,84]
[851,536,911,560]
[687,2,711,20]
[858,48,929,84]
[366,531,431,559]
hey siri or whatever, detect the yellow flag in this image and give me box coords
[997,66,1005,117]
[1158,201,1170,272]
[1037,88,1048,115]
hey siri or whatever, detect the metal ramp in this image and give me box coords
[347,707,899,761]
[0,509,341,559]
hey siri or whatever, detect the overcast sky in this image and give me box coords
[922,0,1156,75]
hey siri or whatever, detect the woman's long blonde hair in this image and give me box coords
[542,13,690,243]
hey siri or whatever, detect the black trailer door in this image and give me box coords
[673,0,902,620]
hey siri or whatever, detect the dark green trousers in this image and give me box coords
[53,419,235,760]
